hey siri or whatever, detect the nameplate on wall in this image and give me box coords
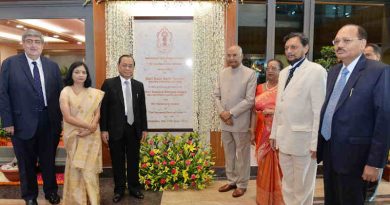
[134,17,193,130]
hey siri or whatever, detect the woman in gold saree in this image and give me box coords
[251,59,284,205]
[59,61,104,205]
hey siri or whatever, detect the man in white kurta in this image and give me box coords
[269,33,327,205]
[213,45,257,198]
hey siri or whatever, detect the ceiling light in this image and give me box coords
[17,19,68,33]
[53,35,59,38]
[16,25,24,28]
[43,36,67,43]
[77,41,82,45]
[73,35,85,42]
[0,31,21,41]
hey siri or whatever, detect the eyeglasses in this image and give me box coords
[332,38,362,46]
[24,39,43,45]
[120,64,134,68]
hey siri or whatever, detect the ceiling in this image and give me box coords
[0,18,85,51]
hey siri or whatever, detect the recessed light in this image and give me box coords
[53,35,59,38]
[77,42,82,45]
[16,25,24,28]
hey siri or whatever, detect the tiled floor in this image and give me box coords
[0,178,389,204]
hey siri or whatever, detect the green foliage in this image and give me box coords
[60,65,69,79]
[0,118,8,138]
[315,46,338,71]
[139,132,215,191]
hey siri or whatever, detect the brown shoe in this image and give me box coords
[232,188,246,197]
[218,184,237,192]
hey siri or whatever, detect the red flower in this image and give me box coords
[197,165,202,170]
[145,179,151,185]
[162,161,167,165]
[160,178,166,184]
[185,160,191,166]
[154,161,159,165]
[169,160,176,166]
[191,174,196,180]
[190,152,195,157]
[163,152,168,156]
[179,150,183,154]
[171,168,177,174]
[173,183,179,190]
[141,163,147,169]
[187,140,192,145]
[148,140,154,145]
[191,182,196,187]
[149,150,155,156]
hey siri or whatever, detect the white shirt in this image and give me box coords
[25,54,47,106]
[337,54,362,83]
[120,76,132,115]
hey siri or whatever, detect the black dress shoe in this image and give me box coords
[25,199,38,205]
[45,193,60,204]
[113,193,124,203]
[130,190,144,199]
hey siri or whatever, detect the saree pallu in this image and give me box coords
[61,87,104,205]
[255,84,284,205]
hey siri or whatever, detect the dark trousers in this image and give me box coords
[11,109,59,200]
[109,123,141,194]
[322,140,367,205]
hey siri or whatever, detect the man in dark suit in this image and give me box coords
[0,29,63,205]
[317,24,390,205]
[100,54,148,203]
[363,42,384,202]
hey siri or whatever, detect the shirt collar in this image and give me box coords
[120,75,131,85]
[290,57,305,70]
[25,53,41,67]
[342,54,362,74]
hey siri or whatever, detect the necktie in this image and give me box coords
[321,68,350,140]
[32,61,45,109]
[125,81,134,125]
[284,66,297,89]
[284,59,304,89]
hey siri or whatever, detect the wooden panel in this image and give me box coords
[225,1,237,49]
[93,0,106,89]
[92,1,111,167]
[210,131,225,167]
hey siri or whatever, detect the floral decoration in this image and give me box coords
[139,132,215,191]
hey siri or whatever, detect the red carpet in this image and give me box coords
[0,173,64,185]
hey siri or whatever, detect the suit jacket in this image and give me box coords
[270,59,327,156]
[213,64,256,132]
[0,53,63,139]
[100,76,148,140]
[317,55,390,175]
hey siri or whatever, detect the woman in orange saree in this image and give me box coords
[251,59,284,205]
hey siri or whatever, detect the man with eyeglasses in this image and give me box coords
[0,29,63,205]
[100,55,148,203]
[317,24,390,205]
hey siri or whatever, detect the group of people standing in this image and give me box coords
[0,29,147,205]
[214,24,390,205]
[0,24,389,205]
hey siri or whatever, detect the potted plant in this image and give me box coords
[314,46,338,71]
[139,132,215,191]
